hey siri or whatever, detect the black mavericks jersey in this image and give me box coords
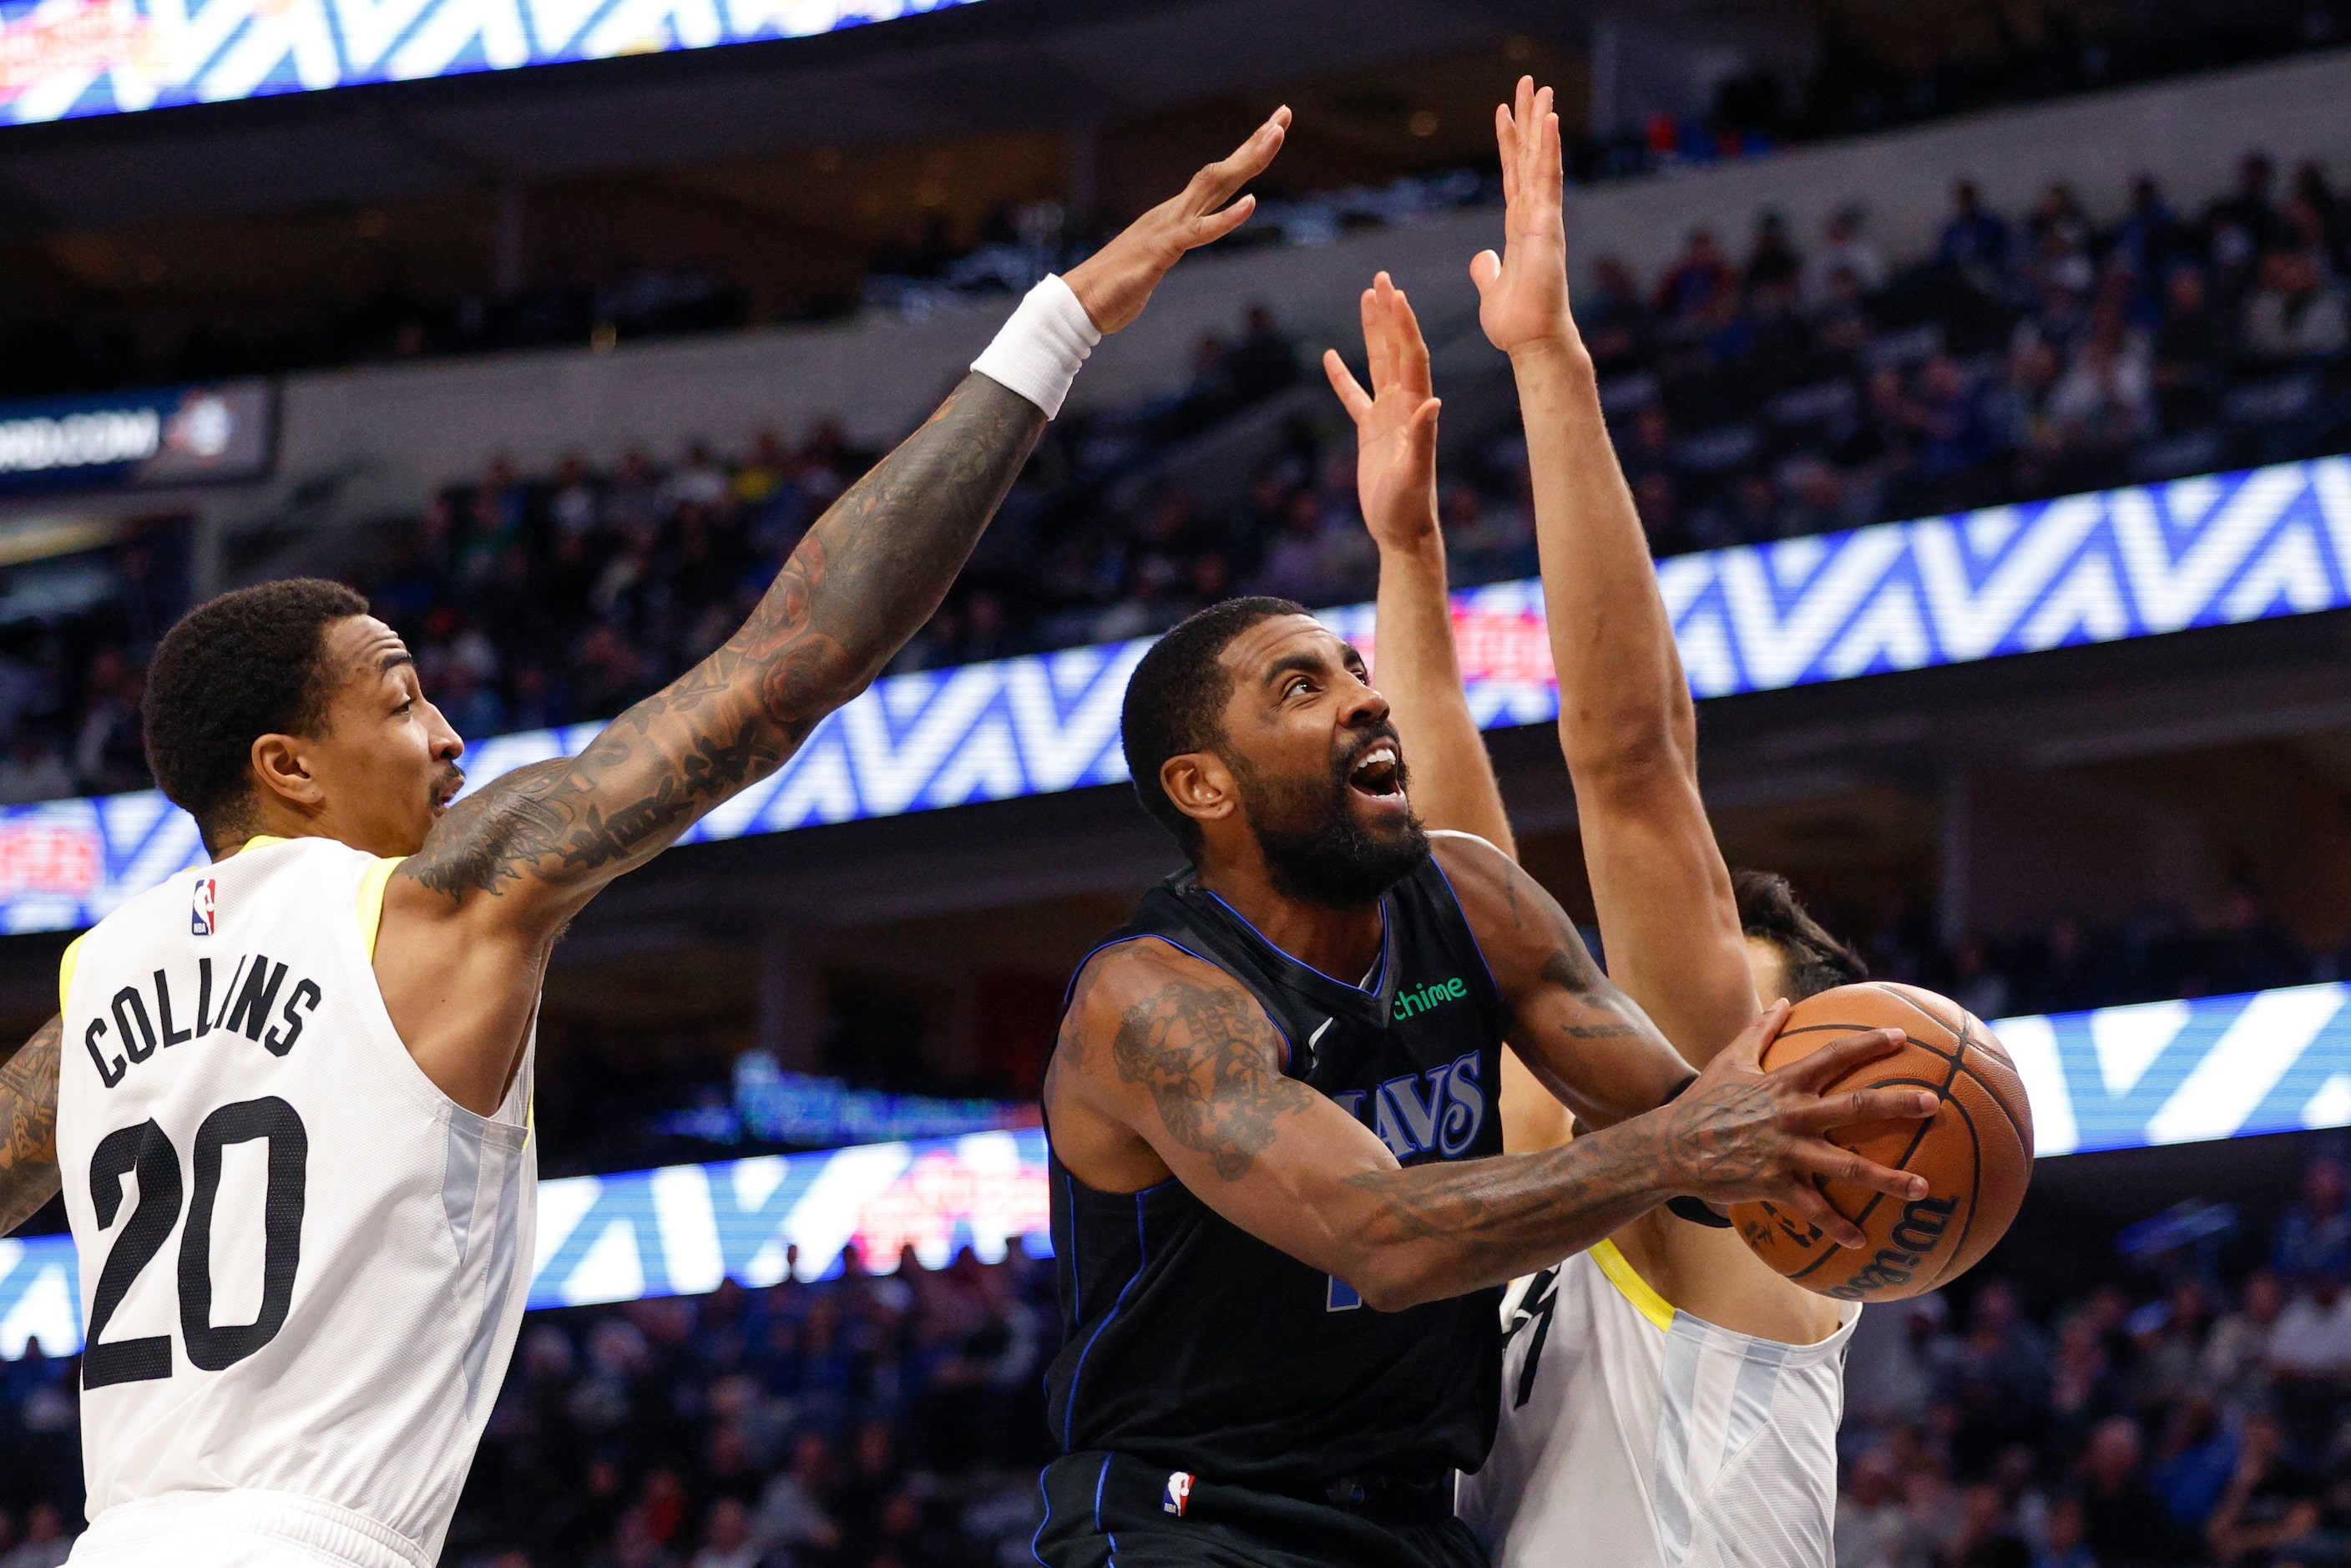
[1044,853,1510,1495]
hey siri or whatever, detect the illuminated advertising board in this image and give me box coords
[0,453,2348,936]
[0,381,274,496]
[0,0,982,127]
[8,980,2351,1354]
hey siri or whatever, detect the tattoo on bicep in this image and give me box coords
[404,374,1044,902]
[0,1017,63,1234]
[1109,978,1312,1181]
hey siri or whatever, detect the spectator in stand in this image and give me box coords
[1816,204,1886,297]
[2206,153,2289,273]
[2109,176,2189,286]
[0,1505,69,1568]
[2275,1157,2351,1282]
[1575,255,1656,373]
[2205,1268,2287,1412]
[1835,1449,1909,1568]
[2045,302,2155,451]
[1224,303,1303,402]
[2204,1409,2326,1568]
[2078,1416,2202,1566]
[1939,180,2015,281]
[2242,247,2349,362]
[1744,209,1805,295]
[1656,227,1738,324]
[2151,265,2231,430]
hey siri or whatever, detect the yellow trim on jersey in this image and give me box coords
[58,931,88,1015]
[1592,1237,1676,1332]
[234,834,289,854]
[357,857,404,960]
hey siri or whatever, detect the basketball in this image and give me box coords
[1728,982,2034,1302]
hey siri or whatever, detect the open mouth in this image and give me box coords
[1347,741,1403,801]
[432,773,466,814]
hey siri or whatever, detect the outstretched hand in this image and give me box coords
[1470,76,1578,359]
[1064,107,1291,334]
[1657,999,1938,1248]
[1322,271,1441,553]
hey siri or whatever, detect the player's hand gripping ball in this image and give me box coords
[1729,982,2033,1301]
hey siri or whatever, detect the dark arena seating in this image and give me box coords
[8,3,2351,1567]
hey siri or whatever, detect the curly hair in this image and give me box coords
[1118,595,1306,856]
[142,579,370,845]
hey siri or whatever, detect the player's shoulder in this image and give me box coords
[1068,933,1259,1029]
[1425,830,1540,948]
[1427,828,1516,886]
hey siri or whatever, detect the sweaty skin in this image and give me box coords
[1044,609,1936,1312]
[0,111,1297,1212]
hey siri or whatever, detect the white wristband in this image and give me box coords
[971,274,1102,419]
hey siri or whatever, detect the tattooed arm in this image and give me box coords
[0,1017,60,1237]
[373,112,1292,1113]
[1424,831,1697,1131]
[1044,942,1932,1308]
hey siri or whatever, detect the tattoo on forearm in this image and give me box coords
[1109,978,1315,1181]
[406,374,1046,900]
[1341,1125,1663,1292]
[0,1017,62,1236]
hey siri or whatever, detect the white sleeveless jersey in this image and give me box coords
[54,837,537,1568]
[1456,1241,1858,1568]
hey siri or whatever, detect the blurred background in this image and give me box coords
[8,0,2351,1564]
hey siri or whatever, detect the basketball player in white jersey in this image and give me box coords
[1323,80,1863,1568]
[0,110,1294,1568]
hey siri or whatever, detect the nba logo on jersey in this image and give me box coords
[190,877,217,936]
[1162,1471,1194,1518]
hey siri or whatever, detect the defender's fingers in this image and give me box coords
[1784,1086,1939,1134]
[1777,1180,1865,1250]
[1188,193,1256,249]
[1494,103,1519,205]
[1792,1137,1929,1202]
[1322,349,1373,422]
[1777,1027,1907,1091]
[1469,248,1503,297]
[1406,397,1441,455]
[1193,110,1288,209]
[1390,285,1433,392]
[1368,275,1401,389]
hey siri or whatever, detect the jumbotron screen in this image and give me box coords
[0,0,978,126]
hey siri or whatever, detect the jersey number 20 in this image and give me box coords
[82,1096,309,1389]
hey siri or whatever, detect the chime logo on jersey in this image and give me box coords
[190,877,217,936]
[1162,1471,1194,1518]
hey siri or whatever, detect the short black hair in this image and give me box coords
[143,578,371,843]
[1120,596,1306,855]
[1733,869,1867,1001]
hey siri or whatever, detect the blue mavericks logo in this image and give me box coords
[1332,1050,1485,1161]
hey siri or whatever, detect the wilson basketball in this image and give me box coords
[1727,982,2034,1302]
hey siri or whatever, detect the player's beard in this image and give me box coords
[1231,729,1428,908]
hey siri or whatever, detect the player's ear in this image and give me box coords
[250,732,326,808]
[1160,751,1238,832]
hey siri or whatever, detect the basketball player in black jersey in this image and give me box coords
[1037,596,1943,1563]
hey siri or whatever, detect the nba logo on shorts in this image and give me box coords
[190,878,217,937]
[1162,1471,1194,1518]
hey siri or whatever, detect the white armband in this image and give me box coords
[970,274,1102,419]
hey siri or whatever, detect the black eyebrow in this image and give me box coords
[379,651,416,675]
[1261,650,1331,689]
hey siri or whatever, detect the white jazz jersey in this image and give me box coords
[55,837,537,1568]
[1456,1240,1858,1568]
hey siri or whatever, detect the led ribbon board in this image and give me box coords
[0,0,980,127]
[3,454,2349,936]
[10,981,2351,1355]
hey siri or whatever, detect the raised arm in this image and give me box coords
[1469,78,1755,1063]
[0,1016,61,1237]
[399,110,1291,924]
[1322,273,1514,857]
[1052,941,1931,1308]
